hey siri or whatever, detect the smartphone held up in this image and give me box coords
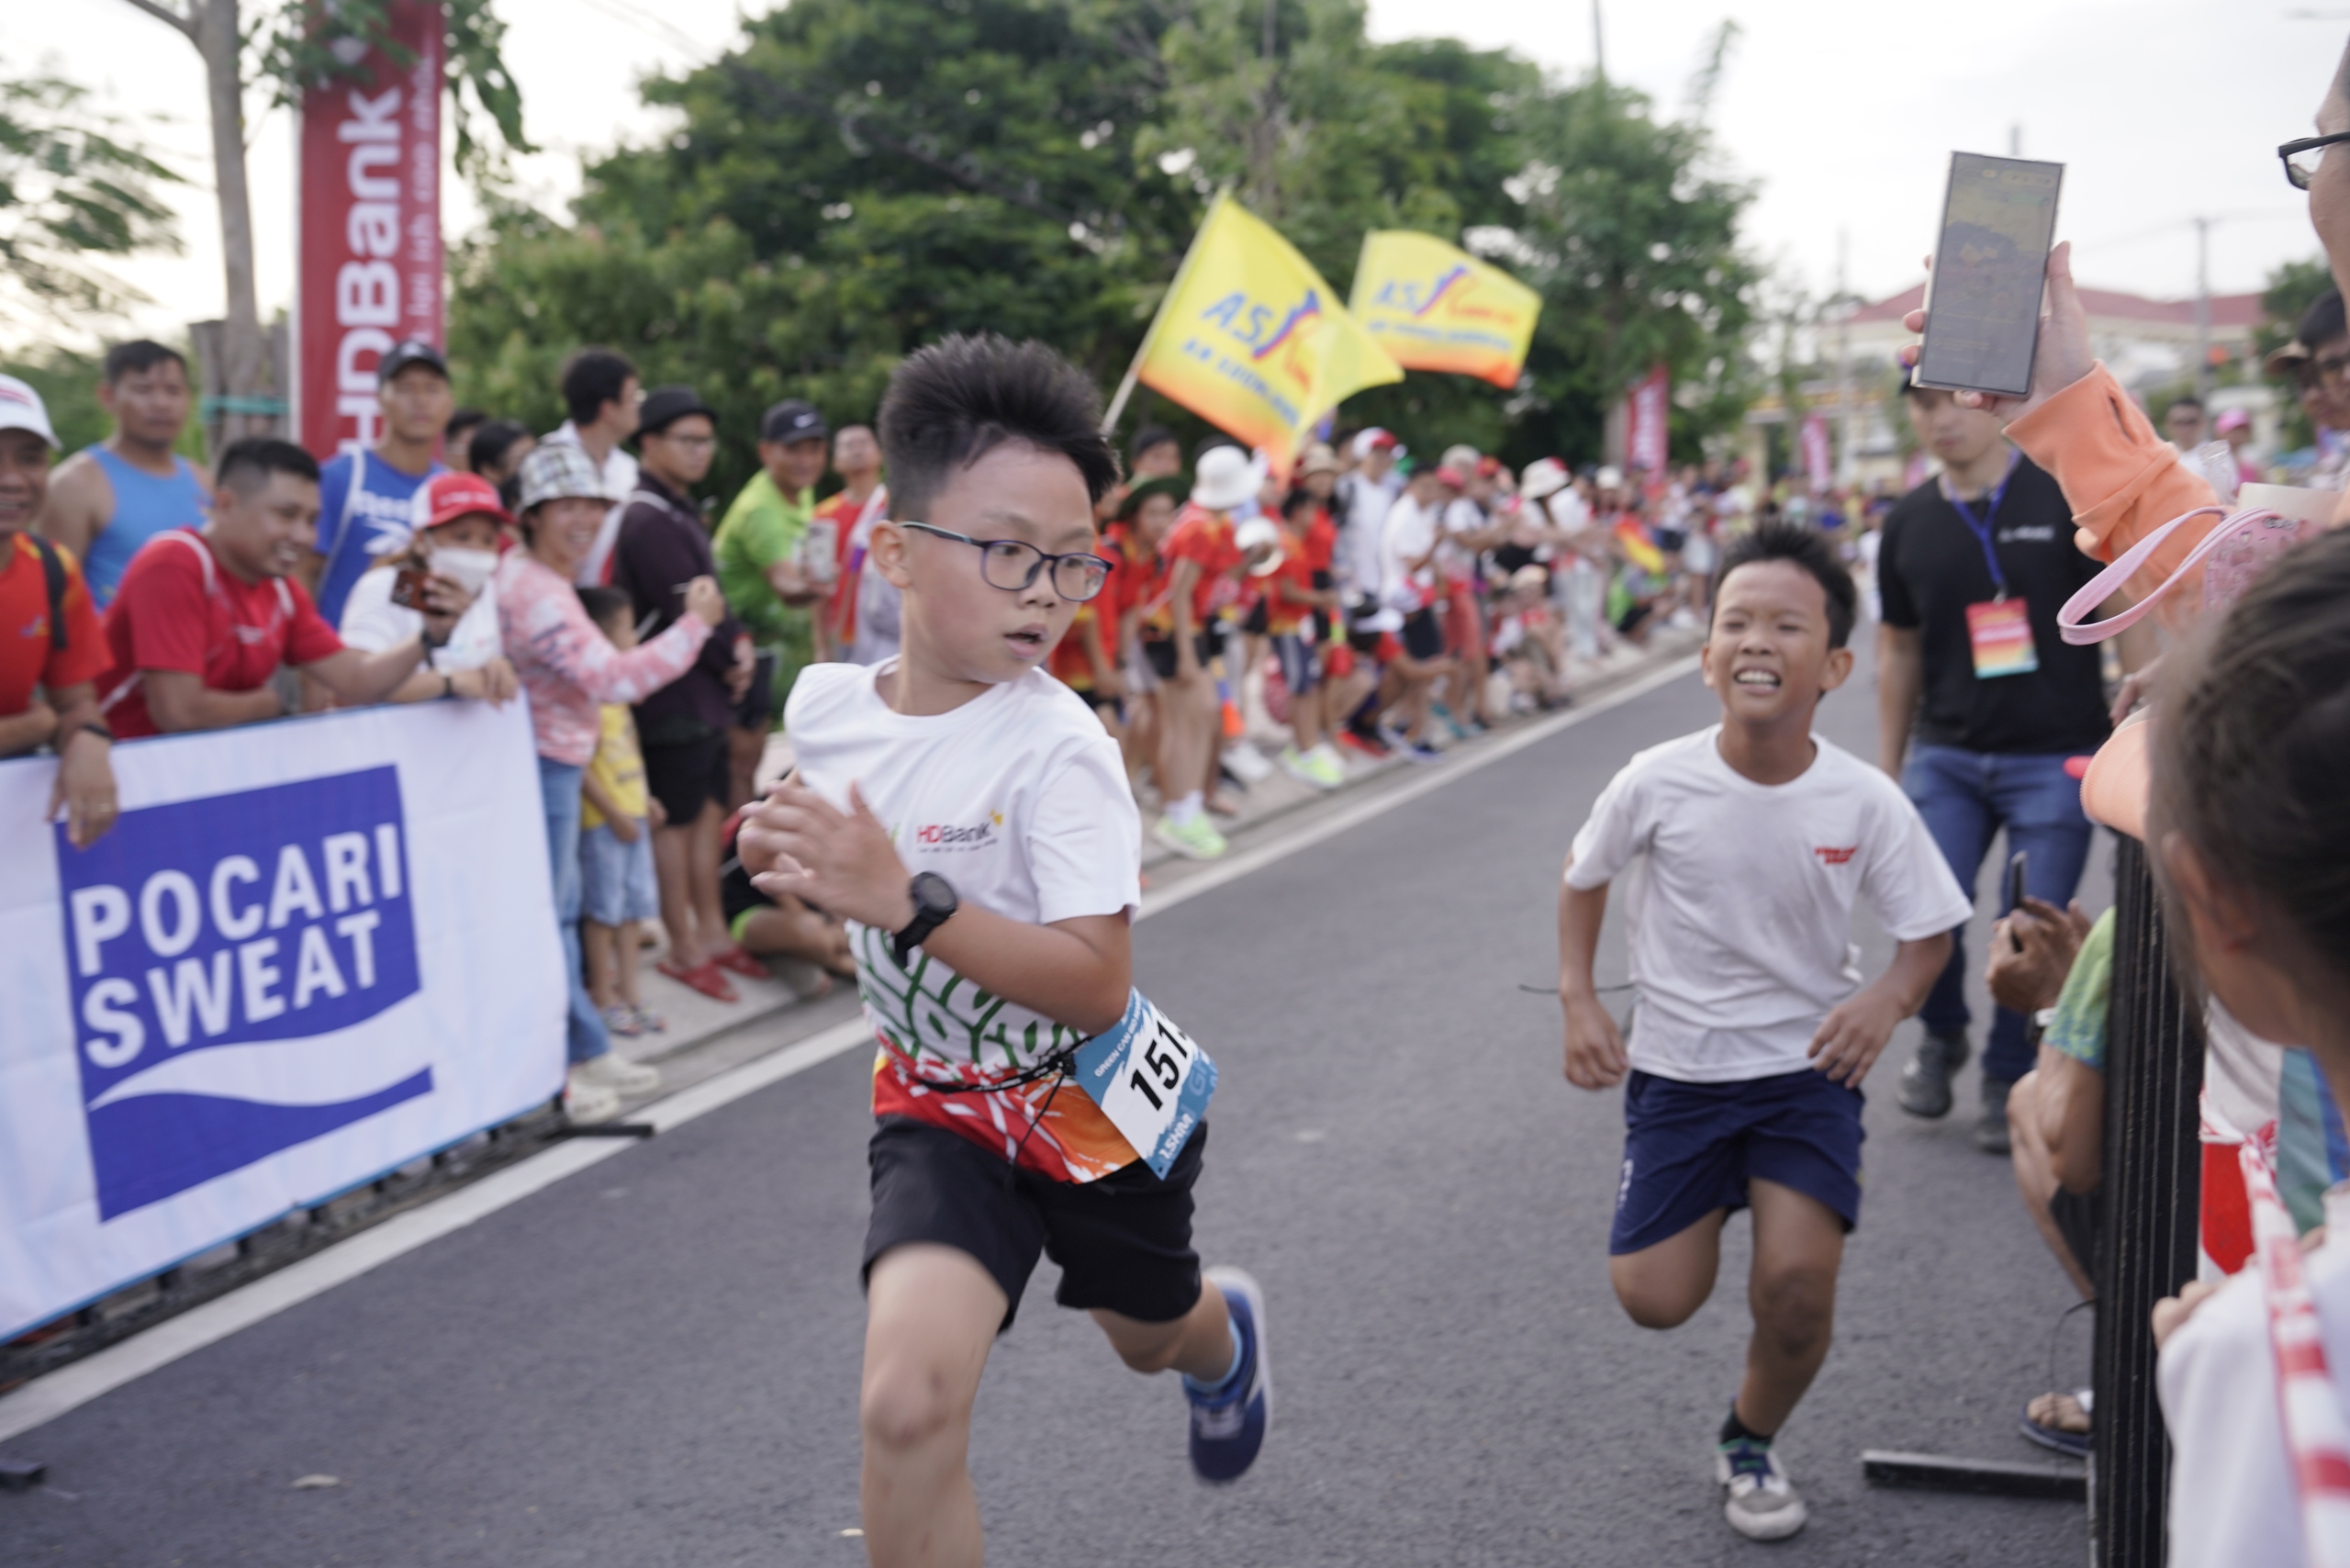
[1914,152,2065,399]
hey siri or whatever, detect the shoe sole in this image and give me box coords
[1151,825,1226,861]
[1201,1265,1270,1483]
[1724,1496,1807,1540]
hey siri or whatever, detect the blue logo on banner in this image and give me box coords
[56,767,429,1219]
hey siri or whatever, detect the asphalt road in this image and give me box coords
[3,642,2108,1567]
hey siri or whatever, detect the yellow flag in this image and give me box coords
[1348,230,1542,388]
[1133,194,1402,477]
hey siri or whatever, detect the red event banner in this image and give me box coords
[295,2,443,460]
[1800,410,1833,492]
[1624,364,1669,479]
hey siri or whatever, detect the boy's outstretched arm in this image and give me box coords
[743,780,1133,1036]
[1558,859,1628,1090]
[1807,933,1952,1087]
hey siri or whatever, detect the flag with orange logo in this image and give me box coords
[1130,194,1402,478]
[1348,230,1542,389]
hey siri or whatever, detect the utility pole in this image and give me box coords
[1593,0,1606,80]
[1837,229,1856,488]
[2193,216,2214,402]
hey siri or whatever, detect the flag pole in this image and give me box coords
[1101,189,1228,438]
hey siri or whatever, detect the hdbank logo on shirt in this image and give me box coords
[57,767,427,1220]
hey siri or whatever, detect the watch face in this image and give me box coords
[912,872,957,917]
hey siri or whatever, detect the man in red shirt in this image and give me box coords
[97,438,466,740]
[1,375,118,846]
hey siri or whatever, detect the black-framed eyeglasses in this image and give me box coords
[901,521,1113,602]
[2280,131,2350,190]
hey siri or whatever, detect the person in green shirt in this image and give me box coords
[716,396,830,666]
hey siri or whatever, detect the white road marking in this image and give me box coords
[0,655,1699,1443]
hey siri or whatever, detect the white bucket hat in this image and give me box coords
[1192,443,1269,511]
[1519,457,1569,500]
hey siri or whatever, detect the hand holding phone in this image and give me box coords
[1914,152,2065,399]
[2005,850,2030,951]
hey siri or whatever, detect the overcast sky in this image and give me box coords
[4,0,2338,348]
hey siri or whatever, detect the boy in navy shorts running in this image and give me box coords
[739,336,1268,1567]
[1556,521,1967,1540]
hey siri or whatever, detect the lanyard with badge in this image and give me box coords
[1945,452,2038,678]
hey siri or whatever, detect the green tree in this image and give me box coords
[0,69,182,329]
[1494,71,1761,468]
[112,0,529,436]
[453,0,1200,501]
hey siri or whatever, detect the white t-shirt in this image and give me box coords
[337,564,505,670]
[1437,495,1486,580]
[1380,494,1440,610]
[783,660,1142,1074]
[2161,1184,2350,1568]
[1338,474,1395,601]
[1566,727,1973,1083]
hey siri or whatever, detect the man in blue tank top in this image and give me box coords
[38,341,211,609]
[305,339,451,626]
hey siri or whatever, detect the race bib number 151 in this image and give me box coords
[1071,990,1216,1178]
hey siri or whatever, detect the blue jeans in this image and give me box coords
[1903,744,2095,1083]
[538,756,611,1065]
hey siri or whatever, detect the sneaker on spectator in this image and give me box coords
[1897,1027,1970,1119]
[1974,1077,2014,1154]
[631,1003,668,1035]
[600,1002,643,1038]
[1338,729,1390,761]
[1299,746,1345,790]
[1278,745,1338,790]
[1399,738,1447,765]
[564,1068,622,1125]
[1717,1437,1806,1540]
[576,1051,661,1096]
[1153,812,1229,861]
[1223,738,1275,785]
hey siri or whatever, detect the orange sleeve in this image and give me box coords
[2004,363,2219,608]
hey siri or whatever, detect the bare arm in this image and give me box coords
[302,639,431,707]
[740,780,1132,1035]
[34,454,107,562]
[1807,932,1952,1087]
[45,682,118,848]
[764,560,822,607]
[383,656,519,706]
[143,669,285,733]
[1876,622,1923,779]
[0,698,57,756]
[1557,862,1627,1090]
[1169,558,1203,678]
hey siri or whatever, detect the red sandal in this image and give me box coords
[713,945,771,980]
[657,957,740,1003]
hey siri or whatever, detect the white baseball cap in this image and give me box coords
[1192,443,1269,511]
[0,375,60,449]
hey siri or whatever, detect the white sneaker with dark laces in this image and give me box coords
[1717,1437,1807,1540]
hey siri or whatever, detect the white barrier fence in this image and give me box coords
[0,700,565,1342]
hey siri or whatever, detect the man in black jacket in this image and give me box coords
[613,386,762,999]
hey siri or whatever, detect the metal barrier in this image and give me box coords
[2090,834,2205,1566]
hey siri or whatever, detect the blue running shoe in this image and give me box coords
[1187,1265,1270,1484]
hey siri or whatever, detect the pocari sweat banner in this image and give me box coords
[0,700,565,1341]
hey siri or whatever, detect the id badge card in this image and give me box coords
[1965,598,2039,678]
[1070,990,1216,1178]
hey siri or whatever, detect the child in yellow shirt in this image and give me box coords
[576,588,667,1036]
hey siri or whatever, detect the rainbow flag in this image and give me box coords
[1614,519,1665,577]
[1132,194,1402,477]
[1348,230,1542,388]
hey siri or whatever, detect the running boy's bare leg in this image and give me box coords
[1091,1278,1232,1378]
[1608,1209,1728,1329]
[1735,1180,1844,1434]
[861,1245,1004,1568]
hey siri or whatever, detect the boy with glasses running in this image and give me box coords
[738,335,1269,1567]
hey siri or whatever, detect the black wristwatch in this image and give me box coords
[892,872,959,965]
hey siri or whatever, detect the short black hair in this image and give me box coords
[103,340,187,386]
[215,436,320,494]
[559,348,637,427]
[446,407,489,441]
[877,333,1118,520]
[469,419,530,474]
[1194,433,1240,463]
[576,584,632,633]
[2166,395,2206,417]
[1129,422,1177,462]
[1280,488,1317,521]
[2300,288,2347,350]
[1711,519,1858,649]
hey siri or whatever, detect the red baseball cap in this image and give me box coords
[1432,465,1467,488]
[419,471,512,531]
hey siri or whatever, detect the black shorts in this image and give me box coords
[733,649,778,731]
[2050,1183,2104,1281]
[863,1114,1206,1331]
[1400,607,1445,663]
[643,730,730,823]
[1140,632,1216,683]
[1241,598,1270,636]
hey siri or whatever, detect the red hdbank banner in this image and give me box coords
[295,1,443,460]
[1625,364,1669,478]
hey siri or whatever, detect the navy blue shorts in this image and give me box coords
[1608,1069,1864,1256]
